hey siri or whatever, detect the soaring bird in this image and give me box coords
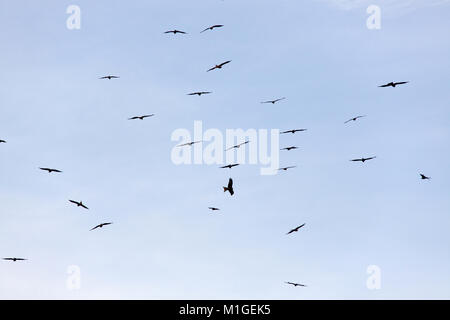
[350,156,376,163]
[261,97,286,104]
[285,282,307,287]
[200,24,224,33]
[39,167,62,173]
[90,222,113,231]
[177,140,203,147]
[345,115,366,124]
[220,164,240,169]
[0,139,6,143]
[187,91,212,96]
[164,29,187,34]
[128,114,154,120]
[69,200,89,210]
[99,75,119,80]
[207,60,231,72]
[286,223,305,235]
[280,146,299,151]
[420,173,431,180]
[208,207,220,211]
[278,166,296,171]
[280,129,307,134]
[223,178,234,196]
[379,81,409,88]
[3,258,27,262]
[226,141,249,151]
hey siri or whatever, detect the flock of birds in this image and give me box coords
[0,22,433,291]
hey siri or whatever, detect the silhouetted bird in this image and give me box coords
[345,115,366,124]
[90,222,113,231]
[280,146,298,151]
[39,167,62,173]
[226,141,249,151]
[286,223,305,235]
[207,60,231,72]
[350,156,376,163]
[420,173,431,180]
[3,258,27,262]
[278,166,296,171]
[280,129,307,134]
[164,30,187,34]
[223,178,234,196]
[187,91,212,96]
[285,282,307,287]
[0,140,6,143]
[220,164,240,169]
[177,140,203,147]
[379,81,408,88]
[208,207,220,211]
[69,200,89,210]
[261,97,286,104]
[200,25,224,33]
[99,75,119,80]
[128,114,154,120]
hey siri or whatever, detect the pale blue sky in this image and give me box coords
[0,0,449,299]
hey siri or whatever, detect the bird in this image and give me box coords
[223,178,234,196]
[90,222,113,231]
[350,156,377,163]
[39,167,62,173]
[177,140,203,147]
[69,200,89,210]
[285,282,307,287]
[379,81,409,88]
[187,91,212,96]
[261,97,286,104]
[278,166,297,171]
[208,207,220,211]
[164,29,187,34]
[3,258,27,262]
[345,115,366,124]
[226,141,249,151]
[220,164,240,169]
[280,129,307,134]
[99,75,119,80]
[207,60,231,72]
[128,114,154,120]
[0,139,6,143]
[420,173,431,180]
[200,24,224,33]
[280,146,299,151]
[286,223,305,235]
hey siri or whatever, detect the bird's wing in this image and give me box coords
[350,159,362,162]
[81,204,89,210]
[69,200,78,205]
[298,223,306,229]
[200,27,209,33]
[379,83,390,87]
[228,178,233,189]
[219,60,231,67]
[366,156,376,160]
[90,225,100,231]
[128,117,139,120]
[207,66,216,72]
[395,81,408,85]
[275,97,286,102]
